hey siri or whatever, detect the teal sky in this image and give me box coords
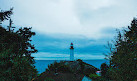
[0,0,137,60]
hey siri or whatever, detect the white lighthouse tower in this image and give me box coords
[70,43,74,61]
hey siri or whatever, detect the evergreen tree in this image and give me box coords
[108,18,137,81]
[0,9,38,81]
[0,8,13,22]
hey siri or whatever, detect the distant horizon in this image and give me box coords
[32,51,106,60]
[34,59,107,60]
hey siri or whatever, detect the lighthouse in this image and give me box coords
[70,43,74,61]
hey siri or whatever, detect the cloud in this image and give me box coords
[1,0,137,39]
[75,0,115,11]
[1,0,137,60]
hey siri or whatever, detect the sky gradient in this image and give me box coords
[0,0,137,60]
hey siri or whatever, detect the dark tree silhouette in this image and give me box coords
[107,18,137,81]
[100,63,108,77]
[0,8,13,22]
[0,9,38,81]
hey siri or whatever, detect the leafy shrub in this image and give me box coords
[44,78,54,81]
[84,68,96,76]
[47,61,72,73]
[89,74,101,80]
[58,65,71,73]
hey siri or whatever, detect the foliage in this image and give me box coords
[106,18,137,81]
[100,63,109,77]
[58,64,71,73]
[44,78,54,81]
[47,60,98,75]
[37,60,99,81]
[77,59,84,73]
[47,61,71,73]
[89,74,100,79]
[89,73,111,81]
[84,67,96,76]
[0,9,38,81]
[89,74,101,80]
[0,8,13,22]
[77,59,98,76]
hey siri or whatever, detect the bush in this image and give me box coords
[89,74,100,80]
[84,68,96,76]
[44,78,54,81]
[47,61,72,73]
